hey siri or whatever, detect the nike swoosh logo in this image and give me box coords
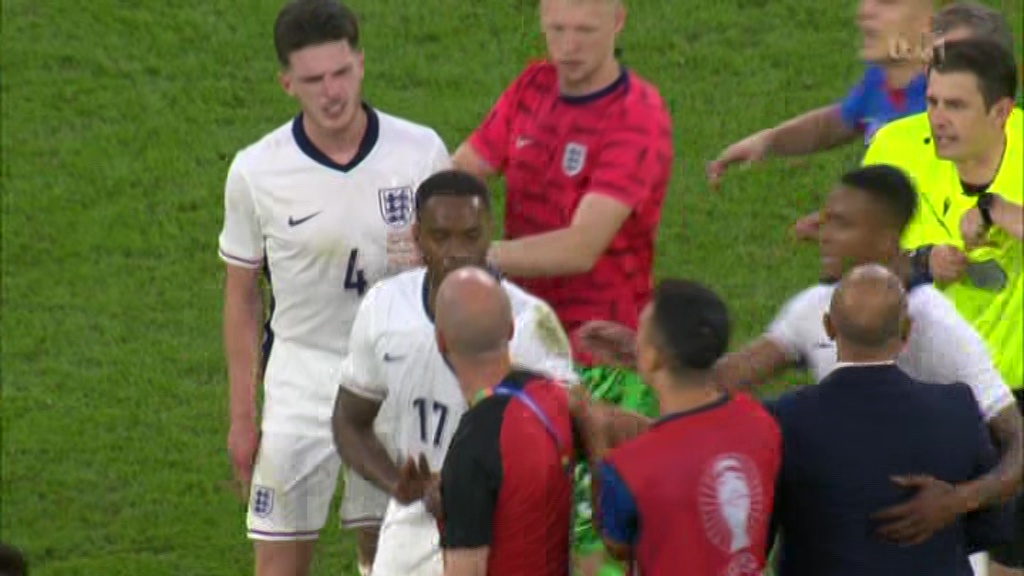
[288,212,321,227]
[383,353,405,362]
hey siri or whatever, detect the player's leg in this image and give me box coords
[573,366,659,576]
[247,431,341,576]
[339,464,391,575]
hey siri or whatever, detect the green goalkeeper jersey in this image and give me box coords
[573,365,658,575]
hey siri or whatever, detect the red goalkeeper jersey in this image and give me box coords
[469,62,674,365]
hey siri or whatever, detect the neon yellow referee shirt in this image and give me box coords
[863,108,1023,389]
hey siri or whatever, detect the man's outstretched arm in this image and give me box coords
[332,389,401,496]
[713,337,794,392]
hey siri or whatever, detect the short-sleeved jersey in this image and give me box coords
[440,370,575,576]
[338,267,579,471]
[838,66,927,145]
[218,105,451,359]
[599,394,782,576]
[766,282,1016,420]
[863,109,1024,388]
[468,62,674,363]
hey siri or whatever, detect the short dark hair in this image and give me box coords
[274,0,360,67]
[415,170,492,218]
[649,279,730,373]
[933,2,1015,56]
[930,38,1019,108]
[839,165,917,232]
[0,542,26,576]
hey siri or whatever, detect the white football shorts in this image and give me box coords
[245,339,395,541]
[371,499,444,576]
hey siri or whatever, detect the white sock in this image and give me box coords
[358,562,372,576]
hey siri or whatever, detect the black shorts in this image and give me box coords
[989,390,1024,568]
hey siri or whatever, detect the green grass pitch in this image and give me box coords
[2,0,1020,574]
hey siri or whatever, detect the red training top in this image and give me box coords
[469,62,674,365]
[439,370,575,575]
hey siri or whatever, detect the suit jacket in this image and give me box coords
[769,363,1012,576]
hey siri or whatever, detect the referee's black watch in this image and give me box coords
[910,245,934,283]
[977,192,996,227]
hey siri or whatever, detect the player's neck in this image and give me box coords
[836,342,901,365]
[654,372,725,416]
[955,133,1006,186]
[882,61,925,89]
[559,57,621,97]
[302,106,368,164]
[458,355,514,405]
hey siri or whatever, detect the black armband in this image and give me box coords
[910,245,934,284]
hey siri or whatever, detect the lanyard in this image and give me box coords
[475,382,572,475]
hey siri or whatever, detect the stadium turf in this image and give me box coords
[2,0,1020,574]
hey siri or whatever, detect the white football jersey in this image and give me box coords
[218,107,452,358]
[766,282,1015,421]
[338,267,580,471]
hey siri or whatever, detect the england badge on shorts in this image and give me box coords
[563,143,587,177]
[251,485,275,518]
[378,186,414,228]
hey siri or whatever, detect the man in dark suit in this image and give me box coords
[769,264,1012,575]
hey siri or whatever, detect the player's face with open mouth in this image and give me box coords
[818,187,891,282]
[280,40,365,133]
[415,196,492,282]
[926,71,1010,163]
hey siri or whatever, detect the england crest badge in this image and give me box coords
[251,485,275,518]
[378,186,414,228]
[562,143,587,177]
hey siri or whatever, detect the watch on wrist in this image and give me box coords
[911,245,934,282]
[977,192,995,227]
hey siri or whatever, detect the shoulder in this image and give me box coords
[362,267,427,310]
[780,283,834,315]
[769,385,821,420]
[910,378,981,419]
[870,111,931,149]
[511,60,559,94]
[908,284,968,331]
[375,109,447,150]
[230,118,299,175]
[617,70,670,127]
[506,281,571,340]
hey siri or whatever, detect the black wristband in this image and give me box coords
[911,245,934,283]
[977,193,995,227]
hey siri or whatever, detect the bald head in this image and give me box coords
[435,267,513,359]
[828,264,908,348]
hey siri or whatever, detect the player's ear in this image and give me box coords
[435,328,447,355]
[823,313,836,341]
[279,69,294,97]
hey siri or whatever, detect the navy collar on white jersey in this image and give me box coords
[292,102,380,173]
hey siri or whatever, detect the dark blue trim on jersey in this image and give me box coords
[292,103,379,173]
[598,460,639,545]
[560,66,629,106]
[260,250,275,374]
[652,392,730,428]
[421,273,434,324]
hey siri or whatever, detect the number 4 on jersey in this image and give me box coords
[344,248,368,295]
